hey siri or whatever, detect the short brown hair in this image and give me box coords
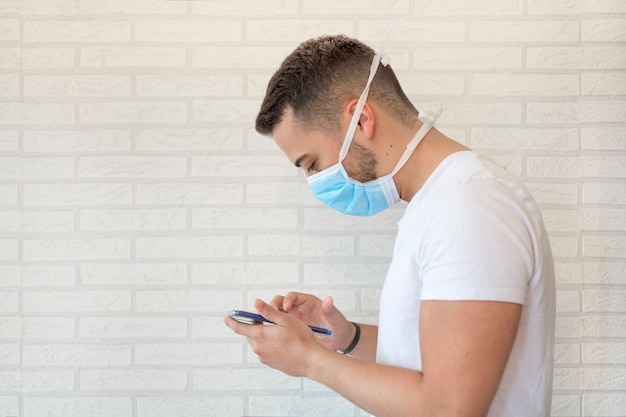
[255,35,417,137]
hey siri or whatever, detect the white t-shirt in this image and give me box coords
[377,151,556,417]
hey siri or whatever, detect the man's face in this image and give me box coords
[272,108,378,183]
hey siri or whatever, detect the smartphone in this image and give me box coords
[229,309,333,336]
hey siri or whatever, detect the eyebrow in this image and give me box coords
[294,155,307,168]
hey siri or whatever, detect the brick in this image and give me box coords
[0,103,75,126]
[192,46,292,69]
[192,208,298,229]
[0,344,19,365]
[80,369,187,390]
[583,394,626,416]
[413,47,522,70]
[583,290,626,313]
[0,211,19,233]
[305,0,409,13]
[528,47,626,70]
[585,369,626,391]
[0,47,19,69]
[414,0,521,14]
[553,368,582,391]
[79,156,186,178]
[584,235,626,258]
[583,343,626,365]
[583,208,626,231]
[192,99,260,123]
[0,19,20,41]
[557,290,580,312]
[583,316,626,337]
[304,207,404,231]
[24,75,131,97]
[542,209,580,232]
[24,183,132,206]
[304,263,391,286]
[191,155,294,177]
[23,129,132,153]
[472,128,578,151]
[192,316,236,339]
[583,0,626,12]
[301,235,356,257]
[78,0,186,14]
[581,100,626,123]
[21,210,75,233]
[136,343,242,365]
[81,47,186,68]
[249,395,355,417]
[471,20,579,42]
[23,290,131,312]
[248,234,301,256]
[20,0,77,14]
[0,265,20,287]
[550,236,579,258]
[246,182,316,205]
[135,20,242,42]
[79,102,187,124]
[0,397,18,417]
[137,397,244,417]
[136,236,243,258]
[431,102,523,124]
[135,182,243,205]
[136,128,243,151]
[582,262,626,285]
[401,73,465,96]
[359,19,465,43]
[583,19,626,42]
[0,371,18,391]
[583,182,626,205]
[23,21,131,43]
[554,343,580,365]
[0,141,15,167]
[551,395,580,417]
[527,156,579,178]
[23,238,131,261]
[0,157,18,179]
[359,234,395,257]
[136,290,242,312]
[556,316,581,338]
[23,397,132,417]
[22,157,74,179]
[0,184,17,205]
[137,75,243,97]
[192,262,300,285]
[193,367,298,390]
[80,263,187,286]
[21,371,74,391]
[0,73,18,97]
[23,344,131,366]
[20,47,74,69]
[0,240,18,261]
[528,0,579,14]
[21,317,74,339]
[79,317,187,338]
[248,19,354,42]
[582,127,626,150]
[0,317,20,338]
[471,74,579,96]
[525,182,578,205]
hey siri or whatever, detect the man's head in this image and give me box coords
[255,34,417,138]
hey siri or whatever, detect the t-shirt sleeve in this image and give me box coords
[418,179,534,304]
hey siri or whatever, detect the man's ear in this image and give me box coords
[346,99,375,139]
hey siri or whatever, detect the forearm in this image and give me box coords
[306,348,428,417]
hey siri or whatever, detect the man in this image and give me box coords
[224,34,555,417]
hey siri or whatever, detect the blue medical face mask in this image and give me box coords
[306,53,440,216]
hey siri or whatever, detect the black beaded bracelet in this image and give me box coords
[337,322,360,355]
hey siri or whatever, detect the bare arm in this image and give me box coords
[227,298,521,417]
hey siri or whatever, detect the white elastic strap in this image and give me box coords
[338,17,406,162]
[390,108,443,177]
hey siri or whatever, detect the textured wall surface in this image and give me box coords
[0,0,625,416]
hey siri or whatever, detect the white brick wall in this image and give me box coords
[1,0,624,416]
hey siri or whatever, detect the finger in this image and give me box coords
[270,295,286,311]
[255,298,281,324]
[321,296,335,314]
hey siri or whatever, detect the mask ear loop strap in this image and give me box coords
[338,17,406,162]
